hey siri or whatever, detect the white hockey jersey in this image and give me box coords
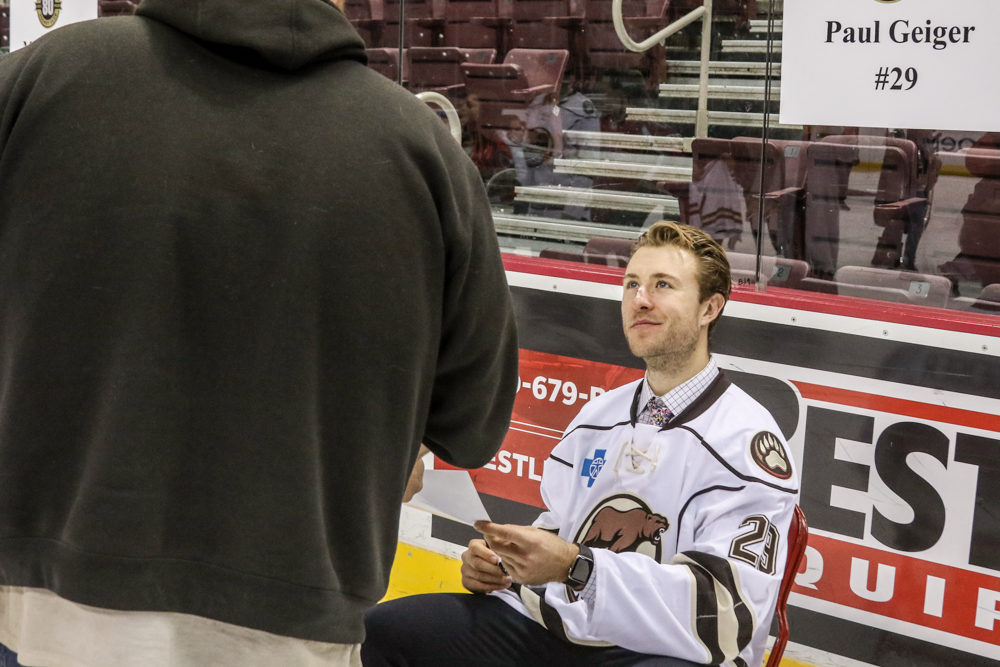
[492,372,800,667]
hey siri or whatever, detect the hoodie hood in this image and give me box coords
[136,0,368,70]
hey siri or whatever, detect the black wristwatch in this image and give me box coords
[564,544,594,588]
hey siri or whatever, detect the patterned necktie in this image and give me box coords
[644,397,674,427]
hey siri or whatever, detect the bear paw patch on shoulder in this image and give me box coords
[750,431,791,479]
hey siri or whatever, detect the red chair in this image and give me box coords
[366,48,409,84]
[578,0,670,86]
[539,247,586,262]
[383,0,446,48]
[444,0,514,52]
[99,0,137,16]
[407,47,497,97]
[820,135,931,270]
[0,6,8,49]
[766,505,809,667]
[582,236,633,267]
[461,48,568,138]
[345,0,385,48]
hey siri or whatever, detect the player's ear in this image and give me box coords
[700,293,725,328]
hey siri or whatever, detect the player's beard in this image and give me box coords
[625,314,701,377]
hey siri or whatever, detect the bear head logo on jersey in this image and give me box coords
[573,494,669,561]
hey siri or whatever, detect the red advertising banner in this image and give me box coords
[794,533,1000,649]
[438,350,642,508]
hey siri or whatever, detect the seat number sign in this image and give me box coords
[780,0,1000,132]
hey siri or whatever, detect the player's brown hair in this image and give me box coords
[631,221,731,335]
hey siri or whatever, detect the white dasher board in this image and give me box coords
[10,0,98,51]
[780,0,1000,132]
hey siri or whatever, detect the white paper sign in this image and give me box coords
[10,0,98,52]
[406,469,492,527]
[780,0,1000,132]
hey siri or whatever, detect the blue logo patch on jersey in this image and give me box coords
[582,449,606,487]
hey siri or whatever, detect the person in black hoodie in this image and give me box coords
[0,0,518,665]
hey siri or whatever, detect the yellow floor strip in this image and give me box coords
[381,542,467,602]
[382,543,821,667]
[764,653,818,667]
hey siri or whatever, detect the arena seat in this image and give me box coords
[833,266,952,309]
[509,0,582,53]
[659,138,744,248]
[582,236,632,266]
[366,48,409,84]
[461,48,568,137]
[938,140,1000,289]
[539,247,587,262]
[407,47,497,96]
[1,6,8,50]
[99,0,138,16]
[666,0,756,29]
[444,0,513,52]
[345,0,384,47]
[578,0,670,83]
[383,0,445,48]
[726,252,809,290]
[799,143,859,279]
[765,506,809,667]
[948,283,1000,313]
[730,138,811,260]
[820,136,930,270]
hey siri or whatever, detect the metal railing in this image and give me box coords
[611,0,714,138]
[416,92,462,145]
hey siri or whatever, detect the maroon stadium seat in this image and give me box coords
[939,137,1000,289]
[539,247,587,263]
[578,0,670,84]
[833,266,952,309]
[99,0,137,16]
[667,0,756,29]
[1,5,8,49]
[461,48,568,138]
[366,48,409,84]
[407,46,496,96]
[444,0,514,52]
[583,236,633,267]
[345,0,385,47]
[384,0,446,48]
[509,0,583,53]
[821,135,930,270]
[730,137,811,259]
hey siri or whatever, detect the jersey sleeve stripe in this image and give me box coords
[673,552,756,664]
[676,554,726,665]
[548,454,573,468]
[679,551,757,658]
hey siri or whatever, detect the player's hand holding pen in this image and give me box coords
[460,539,513,593]
[475,521,580,587]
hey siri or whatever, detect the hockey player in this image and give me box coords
[362,222,800,667]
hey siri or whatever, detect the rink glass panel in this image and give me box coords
[347,0,1000,317]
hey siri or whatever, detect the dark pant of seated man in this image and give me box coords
[361,593,702,667]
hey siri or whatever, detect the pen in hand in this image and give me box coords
[482,536,510,577]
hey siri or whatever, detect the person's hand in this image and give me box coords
[475,522,578,586]
[461,539,513,593]
[402,445,431,503]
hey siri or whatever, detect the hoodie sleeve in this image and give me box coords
[420,121,519,470]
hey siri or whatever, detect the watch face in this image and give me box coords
[569,554,592,584]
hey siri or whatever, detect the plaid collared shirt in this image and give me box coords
[636,357,719,425]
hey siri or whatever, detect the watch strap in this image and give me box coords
[564,544,594,587]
